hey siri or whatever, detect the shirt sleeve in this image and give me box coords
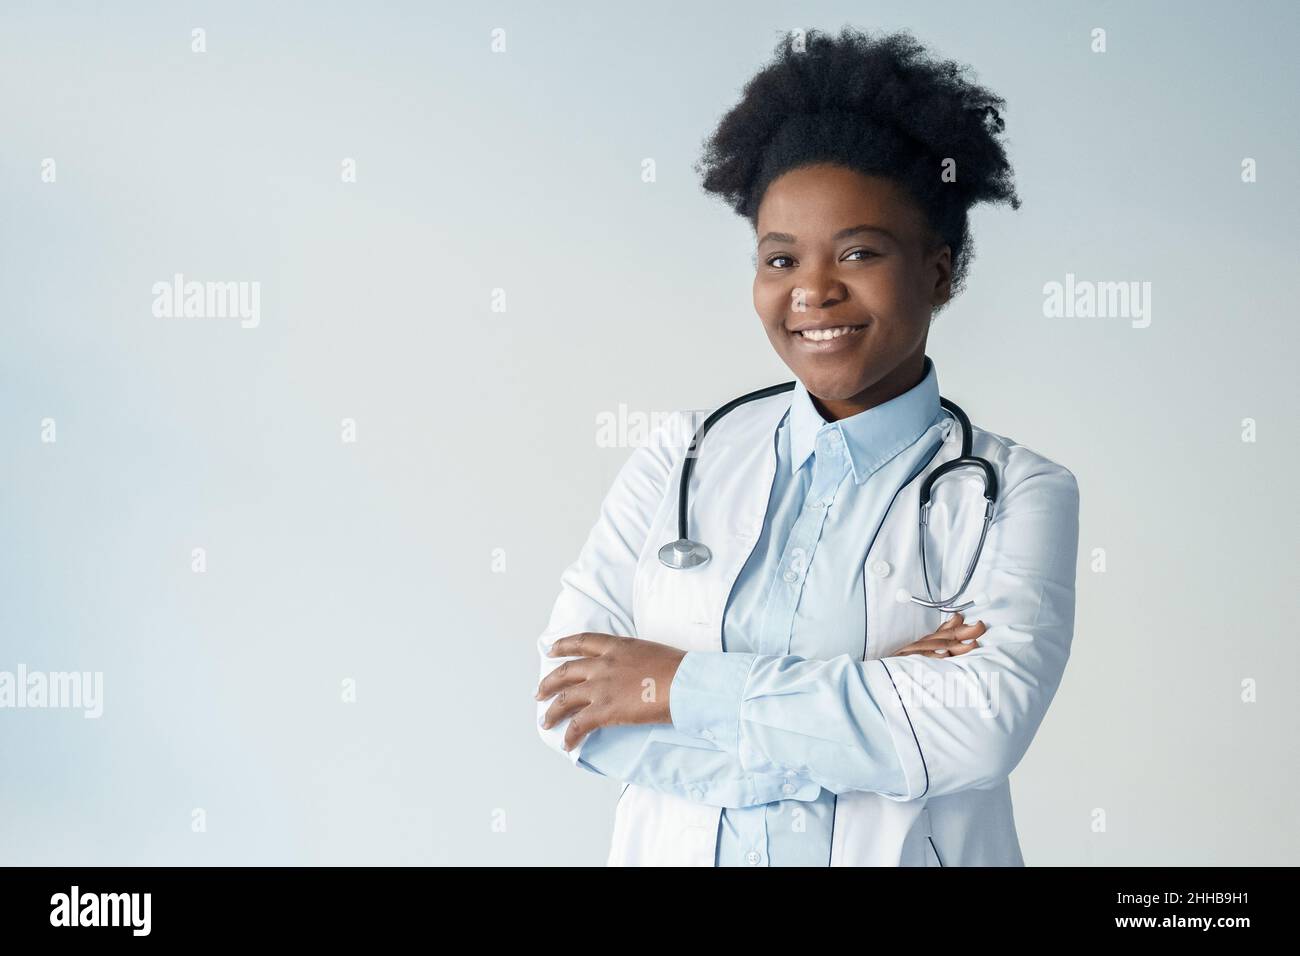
[670,649,911,798]
[669,460,1081,803]
[534,419,675,771]
[573,720,821,808]
[534,408,823,808]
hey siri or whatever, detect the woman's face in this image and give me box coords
[752,163,952,420]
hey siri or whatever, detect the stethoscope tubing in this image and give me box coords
[660,383,999,614]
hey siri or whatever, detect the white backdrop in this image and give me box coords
[1,0,1296,864]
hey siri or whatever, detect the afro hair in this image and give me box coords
[695,26,1021,304]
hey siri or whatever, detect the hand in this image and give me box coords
[893,612,986,658]
[535,633,686,751]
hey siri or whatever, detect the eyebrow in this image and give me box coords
[757,224,898,246]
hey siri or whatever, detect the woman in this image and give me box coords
[535,27,1080,866]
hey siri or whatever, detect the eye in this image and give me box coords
[765,255,795,269]
[845,248,879,261]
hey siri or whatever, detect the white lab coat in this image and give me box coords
[536,388,1080,866]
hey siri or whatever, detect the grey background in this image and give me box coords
[1,0,1296,865]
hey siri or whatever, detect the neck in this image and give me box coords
[810,353,928,422]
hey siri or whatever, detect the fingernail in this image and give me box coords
[538,715,547,727]
[960,639,975,644]
[934,649,948,655]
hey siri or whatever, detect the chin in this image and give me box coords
[796,369,867,401]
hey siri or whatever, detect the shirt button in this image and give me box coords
[782,569,798,583]
[870,560,893,578]
[746,850,762,866]
[689,787,703,801]
[782,782,797,795]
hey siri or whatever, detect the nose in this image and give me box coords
[788,256,848,312]
[790,277,846,313]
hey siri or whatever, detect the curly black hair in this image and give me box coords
[695,26,1021,305]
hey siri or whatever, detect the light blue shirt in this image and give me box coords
[576,355,949,866]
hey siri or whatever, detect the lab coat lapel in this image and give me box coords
[635,393,791,654]
[864,417,971,660]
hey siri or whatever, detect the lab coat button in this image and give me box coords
[870,560,892,578]
[781,782,797,796]
[746,850,762,866]
[782,569,798,583]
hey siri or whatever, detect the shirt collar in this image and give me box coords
[787,354,942,484]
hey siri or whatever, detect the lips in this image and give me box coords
[787,322,868,349]
[791,324,866,341]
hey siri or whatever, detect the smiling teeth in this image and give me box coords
[798,326,860,341]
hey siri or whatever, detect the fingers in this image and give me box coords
[906,623,984,650]
[546,698,611,751]
[936,620,984,656]
[536,656,610,750]
[535,656,594,702]
[563,707,606,751]
[540,685,591,730]
[896,620,986,658]
[546,631,612,659]
[538,632,618,703]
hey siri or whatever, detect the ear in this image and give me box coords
[929,242,953,309]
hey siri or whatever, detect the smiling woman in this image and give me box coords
[535,26,1081,868]
[696,28,1021,420]
[753,167,946,411]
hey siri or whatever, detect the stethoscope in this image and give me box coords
[656,381,999,614]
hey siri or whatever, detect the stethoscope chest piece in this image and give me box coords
[658,538,711,570]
